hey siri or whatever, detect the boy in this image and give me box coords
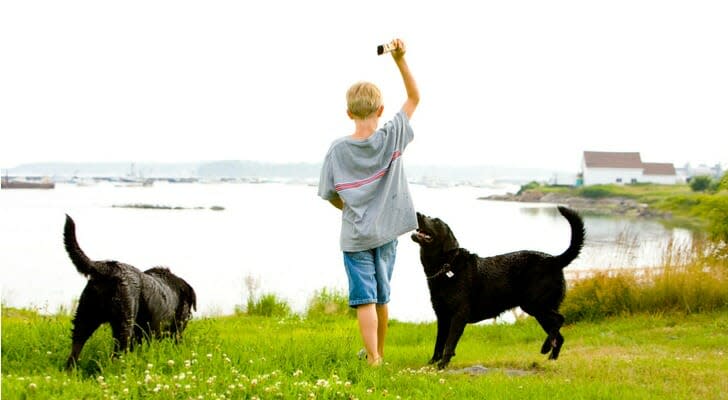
[318,38,419,366]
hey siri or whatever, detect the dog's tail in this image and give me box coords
[553,206,585,269]
[64,214,111,277]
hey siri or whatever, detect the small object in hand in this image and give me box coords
[377,42,396,55]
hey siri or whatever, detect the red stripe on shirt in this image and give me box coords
[335,151,401,192]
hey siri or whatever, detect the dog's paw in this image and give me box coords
[540,337,552,354]
[436,359,450,370]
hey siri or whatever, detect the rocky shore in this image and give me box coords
[482,190,671,219]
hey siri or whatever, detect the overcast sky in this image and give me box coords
[1,1,726,171]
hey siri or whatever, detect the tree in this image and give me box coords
[689,175,713,192]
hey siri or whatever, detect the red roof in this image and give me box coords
[583,151,643,168]
[643,162,676,175]
[583,151,676,176]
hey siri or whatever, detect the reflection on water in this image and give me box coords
[0,183,694,322]
[519,206,693,269]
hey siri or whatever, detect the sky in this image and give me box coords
[1,0,726,172]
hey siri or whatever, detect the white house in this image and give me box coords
[580,151,678,186]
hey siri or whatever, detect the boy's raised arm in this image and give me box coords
[390,39,419,120]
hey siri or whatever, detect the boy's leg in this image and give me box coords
[373,239,397,360]
[357,303,382,365]
[344,250,382,365]
[344,240,397,366]
[376,303,388,358]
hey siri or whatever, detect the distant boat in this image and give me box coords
[114,178,154,187]
[114,163,154,187]
[1,176,55,189]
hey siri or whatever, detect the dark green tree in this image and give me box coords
[689,175,713,192]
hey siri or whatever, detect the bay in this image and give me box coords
[0,182,691,322]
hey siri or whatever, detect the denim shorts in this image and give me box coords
[343,239,398,307]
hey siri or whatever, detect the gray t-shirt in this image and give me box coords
[318,110,417,252]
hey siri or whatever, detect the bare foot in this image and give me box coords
[368,357,383,367]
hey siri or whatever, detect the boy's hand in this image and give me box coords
[390,38,406,60]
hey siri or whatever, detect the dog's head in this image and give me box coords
[411,212,460,255]
[145,267,197,315]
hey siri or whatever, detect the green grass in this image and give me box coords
[3,308,728,399]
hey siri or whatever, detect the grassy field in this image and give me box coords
[4,183,726,399]
[3,307,727,399]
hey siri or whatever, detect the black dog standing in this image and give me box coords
[63,215,197,369]
[411,206,585,369]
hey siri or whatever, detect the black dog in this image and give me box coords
[63,215,196,369]
[411,206,584,369]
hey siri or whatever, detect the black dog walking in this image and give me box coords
[411,206,585,369]
[63,215,197,369]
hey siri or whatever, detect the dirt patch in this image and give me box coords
[447,364,537,377]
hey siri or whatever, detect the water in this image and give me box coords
[0,182,691,322]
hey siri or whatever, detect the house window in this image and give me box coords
[616,178,622,183]
[630,178,638,184]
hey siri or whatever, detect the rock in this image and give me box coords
[447,364,536,377]
[481,190,668,220]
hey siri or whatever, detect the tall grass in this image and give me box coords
[237,274,292,317]
[563,236,728,322]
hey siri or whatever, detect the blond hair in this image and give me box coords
[346,81,382,119]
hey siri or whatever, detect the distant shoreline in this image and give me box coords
[481,191,670,219]
[112,204,225,211]
[2,160,574,187]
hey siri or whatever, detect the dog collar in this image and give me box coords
[426,264,455,280]
[425,250,459,281]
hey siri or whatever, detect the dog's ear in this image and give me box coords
[182,281,197,311]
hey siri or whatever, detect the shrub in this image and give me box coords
[243,293,291,317]
[517,181,541,196]
[689,175,713,192]
[238,274,291,317]
[305,288,356,319]
[578,186,612,199]
[720,172,728,192]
